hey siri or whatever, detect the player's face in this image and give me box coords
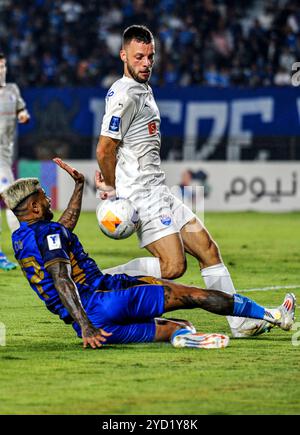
[0,59,7,86]
[39,189,54,221]
[121,40,155,83]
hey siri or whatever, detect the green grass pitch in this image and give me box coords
[0,211,299,415]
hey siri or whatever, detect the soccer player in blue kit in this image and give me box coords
[1,159,296,349]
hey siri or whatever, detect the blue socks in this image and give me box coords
[170,328,191,344]
[233,294,265,319]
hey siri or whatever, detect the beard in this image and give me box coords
[127,62,151,84]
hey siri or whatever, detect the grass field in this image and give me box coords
[0,211,299,415]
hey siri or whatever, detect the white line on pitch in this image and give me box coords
[238,284,300,293]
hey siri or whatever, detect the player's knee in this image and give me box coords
[161,258,187,279]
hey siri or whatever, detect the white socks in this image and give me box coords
[201,263,245,329]
[103,257,162,278]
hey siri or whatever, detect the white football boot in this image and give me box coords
[172,332,230,349]
[273,293,296,331]
[231,293,296,337]
[231,318,274,338]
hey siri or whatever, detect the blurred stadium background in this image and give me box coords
[1,0,300,213]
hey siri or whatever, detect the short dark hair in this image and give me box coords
[0,53,6,60]
[122,25,154,47]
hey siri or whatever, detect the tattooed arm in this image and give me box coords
[53,158,84,231]
[47,260,111,348]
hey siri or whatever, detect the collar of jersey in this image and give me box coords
[121,75,148,88]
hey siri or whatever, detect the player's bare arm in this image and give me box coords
[53,158,85,231]
[46,260,112,349]
[96,135,120,189]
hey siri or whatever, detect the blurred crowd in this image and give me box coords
[0,0,299,88]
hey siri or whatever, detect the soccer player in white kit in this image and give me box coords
[96,26,271,338]
[0,53,30,270]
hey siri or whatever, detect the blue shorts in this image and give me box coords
[73,274,165,344]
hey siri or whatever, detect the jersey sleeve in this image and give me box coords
[36,223,71,268]
[100,91,137,141]
[12,84,26,113]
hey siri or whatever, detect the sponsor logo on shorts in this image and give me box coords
[160,215,172,226]
[109,116,121,132]
[148,121,157,135]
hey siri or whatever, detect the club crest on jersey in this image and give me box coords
[101,211,122,233]
[160,215,172,226]
[148,121,157,135]
[107,89,114,97]
[109,116,121,132]
[47,234,62,250]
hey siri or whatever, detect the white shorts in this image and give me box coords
[0,163,14,195]
[134,185,195,248]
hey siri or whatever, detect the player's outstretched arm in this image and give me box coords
[47,260,112,349]
[53,158,85,231]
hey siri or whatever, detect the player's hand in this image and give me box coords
[18,109,30,124]
[95,170,116,200]
[53,157,84,185]
[81,324,112,349]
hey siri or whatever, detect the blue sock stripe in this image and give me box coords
[170,328,191,343]
[233,294,265,319]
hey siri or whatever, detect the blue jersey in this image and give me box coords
[12,220,166,344]
[12,220,104,322]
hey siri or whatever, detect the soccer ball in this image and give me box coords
[96,198,139,240]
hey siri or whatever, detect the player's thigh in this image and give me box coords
[87,283,165,324]
[170,193,220,262]
[180,216,222,266]
[145,232,185,263]
[101,321,157,344]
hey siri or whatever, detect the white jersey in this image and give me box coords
[100,76,165,199]
[0,83,26,167]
